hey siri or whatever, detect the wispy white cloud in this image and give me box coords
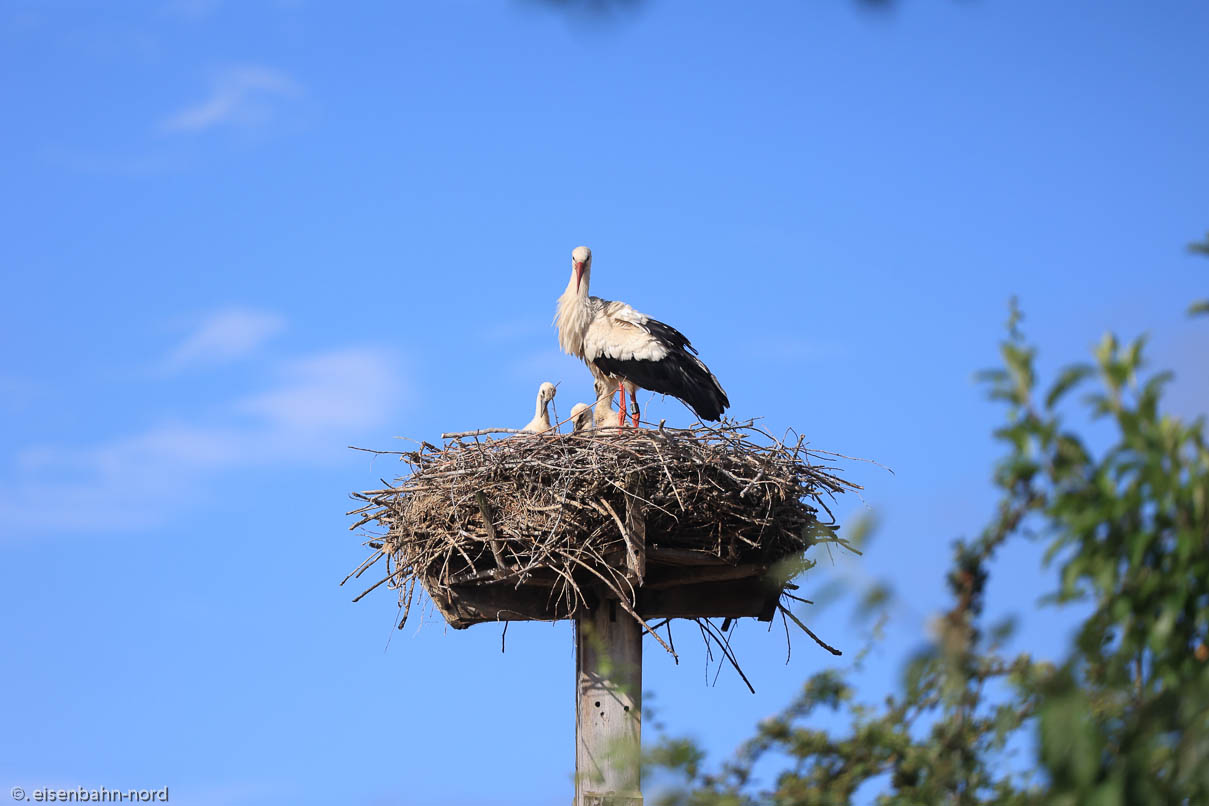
[161,65,301,133]
[238,349,403,430]
[0,335,405,535]
[165,307,286,370]
[2,422,247,532]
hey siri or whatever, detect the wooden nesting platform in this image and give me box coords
[346,420,860,640]
[427,508,786,629]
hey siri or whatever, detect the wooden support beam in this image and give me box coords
[640,563,769,590]
[645,547,732,567]
[433,574,780,628]
[435,582,576,628]
[637,577,778,621]
[576,602,643,806]
[624,473,646,583]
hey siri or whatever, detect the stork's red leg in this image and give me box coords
[630,388,640,428]
[618,383,627,428]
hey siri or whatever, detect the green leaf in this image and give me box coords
[1189,299,1209,317]
[1046,364,1095,409]
[1124,335,1147,374]
[1095,331,1119,367]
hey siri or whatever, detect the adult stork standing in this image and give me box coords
[522,381,557,433]
[556,246,729,427]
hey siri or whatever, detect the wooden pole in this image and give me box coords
[575,600,643,806]
[575,476,646,805]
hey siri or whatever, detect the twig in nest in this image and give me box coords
[441,428,523,438]
[352,567,404,603]
[699,618,756,694]
[339,549,384,586]
[781,607,792,665]
[597,497,638,576]
[476,491,510,572]
[778,604,842,656]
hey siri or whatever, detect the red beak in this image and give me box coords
[574,262,584,292]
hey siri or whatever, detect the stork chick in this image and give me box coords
[522,382,557,433]
[569,402,594,432]
[555,245,729,428]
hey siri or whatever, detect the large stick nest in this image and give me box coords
[347,419,862,661]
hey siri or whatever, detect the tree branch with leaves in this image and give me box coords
[646,237,1209,805]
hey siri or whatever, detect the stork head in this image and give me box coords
[571,246,592,293]
[538,381,557,405]
[570,402,593,432]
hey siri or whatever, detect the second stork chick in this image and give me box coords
[522,382,557,433]
[569,402,594,432]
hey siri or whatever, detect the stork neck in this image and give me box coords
[556,267,594,358]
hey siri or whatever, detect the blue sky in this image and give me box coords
[2,1,1207,804]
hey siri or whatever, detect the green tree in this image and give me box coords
[648,242,1209,805]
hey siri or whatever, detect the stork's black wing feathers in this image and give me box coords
[593,348,730,422]
[639,317,699,356]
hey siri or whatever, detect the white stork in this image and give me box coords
[521,381,557,433]
[555,246,730,427]
[569,402,594,432]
